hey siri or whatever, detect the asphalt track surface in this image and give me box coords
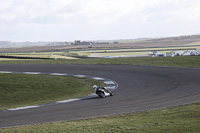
[0,64,200,128]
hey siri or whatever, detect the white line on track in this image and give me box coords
[74,75,87,78]
[23,72,41,74]
[104,81,115,84]
[56,98,82,103]
[92,77,105,80]
[50,73,68,76]
[106,86,116,90]
[0,71,12,73]
[8,106,39,111]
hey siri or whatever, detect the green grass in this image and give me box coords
[0,56,200,68]
[0,73,104,110]
[1,103,199,132]
[0,56,200,132]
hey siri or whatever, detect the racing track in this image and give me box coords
[0,64,200,128]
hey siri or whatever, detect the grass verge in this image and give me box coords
[1,103,199,132]
[0,73,104,110]
[0,56,200,68]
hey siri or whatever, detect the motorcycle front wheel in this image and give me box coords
[110,91,114,96]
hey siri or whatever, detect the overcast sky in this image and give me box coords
[0,0,200,42]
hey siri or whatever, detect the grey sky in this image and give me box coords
[0,0,200,41]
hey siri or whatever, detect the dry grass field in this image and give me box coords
[0,35,200,53]
[0,35,200,59]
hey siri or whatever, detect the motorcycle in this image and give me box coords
[95,87,114,98]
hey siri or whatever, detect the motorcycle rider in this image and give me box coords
[93,85,109,93]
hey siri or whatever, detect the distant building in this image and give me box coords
[74,40,81,44]
[95,42,109,44]
[72,40,90,45]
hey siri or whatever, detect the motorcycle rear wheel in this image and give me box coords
[98,92,106,98]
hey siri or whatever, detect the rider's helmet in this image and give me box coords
[93,85,97,89]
